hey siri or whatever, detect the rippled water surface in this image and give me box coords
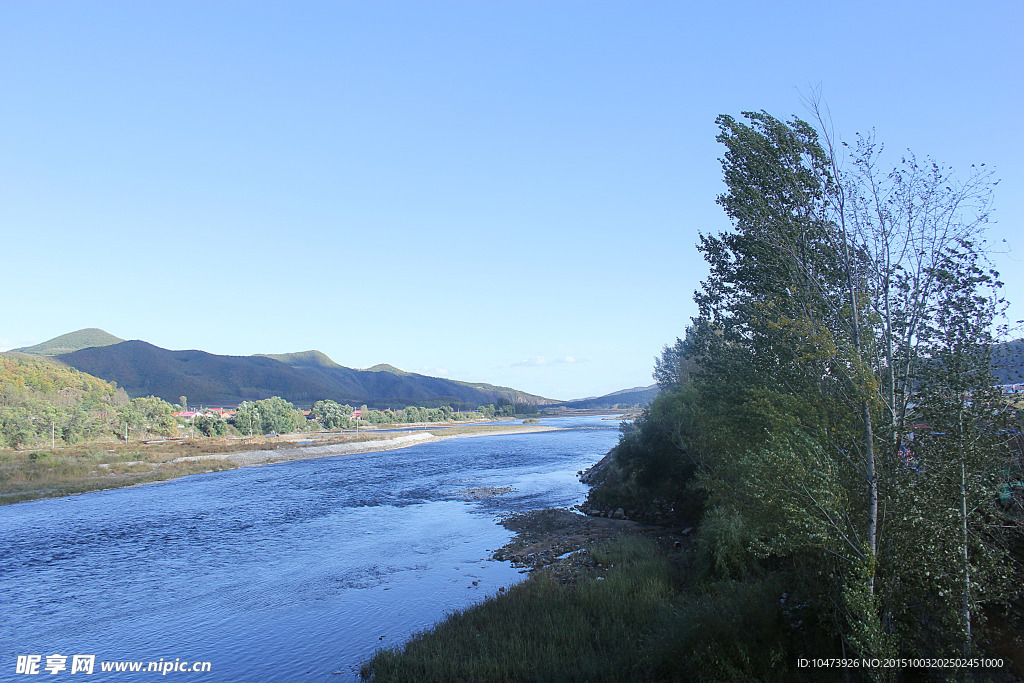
[0,415,620,681]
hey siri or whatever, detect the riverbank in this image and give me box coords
[359,508,700,682]
[360,509,1024,681]
[0,422,559,505]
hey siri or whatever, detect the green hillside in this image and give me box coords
[59,341,338,406]
[259,350,342,368]
[55,339,555,408]
[365,363,412,376]
[553,384,658,410]
[13,328,124,356]
[0,352,121,402]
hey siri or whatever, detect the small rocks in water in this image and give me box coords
[472,580,478,585]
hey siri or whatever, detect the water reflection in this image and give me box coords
[0,416,620,681]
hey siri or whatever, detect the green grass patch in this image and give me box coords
[0,443,239,504]
[360,535,824,682]
[360,536,681,682]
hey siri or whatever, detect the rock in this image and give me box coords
[681,526,694,536]
[612,508,625,519]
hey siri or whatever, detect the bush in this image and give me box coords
[193,415,229,437]
[694,506,759,581]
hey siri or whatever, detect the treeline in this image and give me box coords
[0,355,132,448]
[587,110,1023,677]
[0,357,538,447]
[308,397,535,430]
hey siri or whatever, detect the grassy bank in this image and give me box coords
[359,532,817,682]
[0,423,557,505]
[0,441,246,504]
[361,535,682,682]
[359,504,1024,682]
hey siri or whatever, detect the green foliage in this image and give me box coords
[311,399,354,429]
[232,397,301,435]
[193,414,229,437]
[654,576,797,682]
[586,108,1020,672]
[11,328,124,356]
[694,506,758,581]
[0,409,34,449]
[125,396,176,436]
[0,354,125,449]
[1,354,120,402]
[360,536,681,682]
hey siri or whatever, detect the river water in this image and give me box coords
[0,415,620,681]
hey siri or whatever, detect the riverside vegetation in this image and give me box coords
[360,109,1024,681]
[0,354,541,504]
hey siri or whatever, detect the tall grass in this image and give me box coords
[0,445,237,504]
[360,535,828,682]
[360,536,680,682]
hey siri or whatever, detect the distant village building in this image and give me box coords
[172,410,211,420]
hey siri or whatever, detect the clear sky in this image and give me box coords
[2,1,1021,400]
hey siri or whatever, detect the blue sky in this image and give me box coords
[2,1,1022,400]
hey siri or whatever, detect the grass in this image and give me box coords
[0,443,240,504]
[360,536,683,682]
[359,533,827,682]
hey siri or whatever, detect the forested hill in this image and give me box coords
[552,385,658,410]
[54,340,554,408]
[12,328,124,356]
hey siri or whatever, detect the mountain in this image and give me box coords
[12,328,124,356]
[992,339,1024,383]
[263,350,551,407]
[553,384,659,410]
[52,338,555,408]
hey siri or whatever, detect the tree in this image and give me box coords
[0,408,34,449]
[193,414,229,437]
[232,397,301,435]
[902,242,1017,656]
[234,401,260,437]
[128,396,176,436]
[684,108,1011,663]
[311,400,353,429]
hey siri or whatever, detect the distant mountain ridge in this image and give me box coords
[28,330,555,408]
[12,328,124,356]
[553,384,659,410]
[993,339,1024,384]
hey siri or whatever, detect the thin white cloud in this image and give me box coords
[513,356,548,367]
[512,355,580,368]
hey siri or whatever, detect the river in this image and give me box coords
[0,415,621,681]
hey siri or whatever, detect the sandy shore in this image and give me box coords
[171,424,561,468]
